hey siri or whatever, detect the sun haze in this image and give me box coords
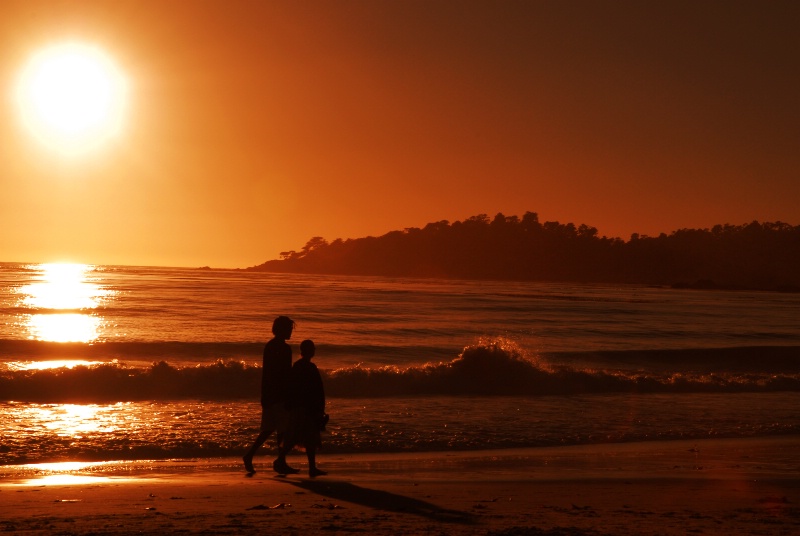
[16,42,127,156]
[1,1,798,267]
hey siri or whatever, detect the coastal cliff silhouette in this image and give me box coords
[249,212,799,291]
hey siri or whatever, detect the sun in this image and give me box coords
[16,42,127,155]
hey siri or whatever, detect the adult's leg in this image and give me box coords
[243,429,272,473]
[273,437,299,474]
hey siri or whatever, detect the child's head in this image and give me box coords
[300,339,315,359]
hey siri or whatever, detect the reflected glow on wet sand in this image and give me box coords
[5,461,141,486]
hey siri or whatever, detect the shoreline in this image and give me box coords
[2,436,799,535]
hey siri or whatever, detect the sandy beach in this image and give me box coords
[2,436,799,535]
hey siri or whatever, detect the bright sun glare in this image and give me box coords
[18,263,108,343]
[16,42,127,155]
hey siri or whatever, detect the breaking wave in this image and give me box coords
[326,338,800,396]
[1,338,799,402]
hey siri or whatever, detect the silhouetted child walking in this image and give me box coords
[281,339,327,477]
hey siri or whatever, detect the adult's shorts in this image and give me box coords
[260,403,289,434]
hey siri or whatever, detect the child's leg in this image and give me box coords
[307,447,327,477]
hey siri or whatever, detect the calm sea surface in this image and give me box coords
[1,262,799,466]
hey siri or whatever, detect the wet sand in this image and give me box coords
[2,436,799,535]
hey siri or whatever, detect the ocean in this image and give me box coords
[1,262,799,467]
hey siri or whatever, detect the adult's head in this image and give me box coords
[272,316,295,339]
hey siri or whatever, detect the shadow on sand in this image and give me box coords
[283,478,477,525]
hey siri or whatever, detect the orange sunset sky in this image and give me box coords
[1,0,798,268]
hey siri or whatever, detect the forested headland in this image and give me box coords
[247,212,800,291]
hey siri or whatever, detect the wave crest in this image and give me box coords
[1,338,799,402]
[325,337,550,396]
[325,337,800,397]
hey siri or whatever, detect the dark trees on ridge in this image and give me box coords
[250,212,800,291]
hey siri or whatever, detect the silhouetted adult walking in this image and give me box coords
[243,315,298,474]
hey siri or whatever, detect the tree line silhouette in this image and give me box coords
[248,212,800,291]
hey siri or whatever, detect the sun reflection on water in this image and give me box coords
[21,263,101,310]
[27,313,101,342]
[35,403,121,436]
[6,359,107,371]
[17,263,111,343]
